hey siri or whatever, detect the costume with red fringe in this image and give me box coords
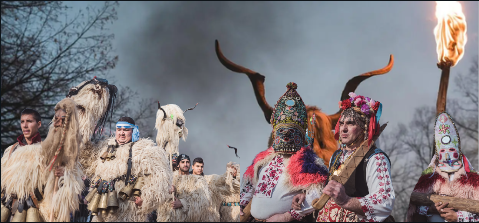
[406,112,478,222]
[239,83,329,221]
[316,92,395,222]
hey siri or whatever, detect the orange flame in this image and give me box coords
[433,1,467,66]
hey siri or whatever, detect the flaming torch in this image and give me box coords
[433,1,467,115]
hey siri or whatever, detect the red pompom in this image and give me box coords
[334,116,341,141]
[372,101,380,111]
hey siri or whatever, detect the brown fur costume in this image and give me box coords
[204,162,241,222]
[1,98,84,222]
[86,137,172,222]
[157,171,217,222]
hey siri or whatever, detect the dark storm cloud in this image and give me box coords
[119,1,305,174]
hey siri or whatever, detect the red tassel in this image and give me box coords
[334,119,340,141]
[368,116,377,146]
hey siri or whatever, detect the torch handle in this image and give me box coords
[436,62,451,116]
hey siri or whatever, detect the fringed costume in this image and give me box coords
[316,92,395,222]
[1,98,84,222]
[406,112,478,222]
[155,102,197,169]
[240,83,329,221]
[204,162,241,222]
[84,134,173,222]
[157,170,217,222]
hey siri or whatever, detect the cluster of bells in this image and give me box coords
[1,195,43,222]
[86,176,145,216]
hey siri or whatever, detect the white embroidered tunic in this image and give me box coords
[240,155,318,220]
[327,149,396,222]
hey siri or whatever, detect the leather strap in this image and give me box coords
[29,192,39,208]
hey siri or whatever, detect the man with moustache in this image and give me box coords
[292,92,395,222]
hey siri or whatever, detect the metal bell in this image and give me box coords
[87,192,101,214]
[1,205,11,222]
[98,193,108,209]
[10,209,26,222]
[132,177,144,197]
[26,207,43,222]
[85,188,97,203]
[107,190,119,208]
[118,183,134,201]
[132,190,141,198]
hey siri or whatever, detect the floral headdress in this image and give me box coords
[334,92,383,146]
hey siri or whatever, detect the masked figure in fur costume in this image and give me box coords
[158,154,217,222]
[1,98,84,222]
[406,112,478,222]
[155,102,197,169]
[205,162,241,222]
[81,116,172,222]
[239,82,329,222]
[294,92,395,222]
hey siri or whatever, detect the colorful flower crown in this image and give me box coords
[338,92,380,116]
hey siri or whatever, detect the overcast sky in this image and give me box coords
[67,1,478,175]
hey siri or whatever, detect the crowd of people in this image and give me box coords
[1,77,478,222]
[1,77,240,222]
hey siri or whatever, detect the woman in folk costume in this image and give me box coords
[406,112,478,222]
[1,98,84,222]
[296,92,395,222]
[204,162,241,222]
[81,116,172,222]
[240,82,329,222]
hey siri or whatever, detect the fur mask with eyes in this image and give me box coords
[155,102,197,156]
[66,77,117,143]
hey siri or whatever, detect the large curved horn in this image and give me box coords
[328,54,394,128]
[157,101,167,120]
[215,40,274,123]
[184,103,199,113]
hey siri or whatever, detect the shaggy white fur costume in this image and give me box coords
[204,162,241,222]
[1,98,84,222]
[157,171,217,222]
[155,104,188,156]
[86,137,172,222]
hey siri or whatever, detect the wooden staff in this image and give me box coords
[312,123,388,210]
[239,202,252,222]
[410,191,479,214]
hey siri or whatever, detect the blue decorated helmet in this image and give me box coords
[270,82,308,153]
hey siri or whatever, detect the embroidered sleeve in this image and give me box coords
[290,209,303,221]
[417,205,431,216]
[240,178,254,207]
[357,153,395,222]
[253,155,284,198]
[457,211,479,222]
